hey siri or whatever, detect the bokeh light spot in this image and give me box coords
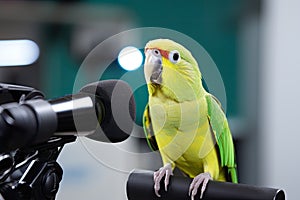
[118,46,143,71]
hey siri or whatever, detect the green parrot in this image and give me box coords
[143,39,238,200]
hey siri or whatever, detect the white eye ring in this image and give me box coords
[153,49,161,57]
[169,50,180,63]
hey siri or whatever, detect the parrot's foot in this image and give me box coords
[153,163,173,197]
[188,172,212,200]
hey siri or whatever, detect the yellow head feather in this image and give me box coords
[144,39,205,101]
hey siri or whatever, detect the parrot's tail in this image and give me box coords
[228,167,238,183]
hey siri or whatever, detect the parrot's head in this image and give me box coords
[144,39,204,101]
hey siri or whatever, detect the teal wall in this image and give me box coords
[43,0,244,122]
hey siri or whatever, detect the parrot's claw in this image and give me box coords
[153,163,173,197]
[188,172,212,200]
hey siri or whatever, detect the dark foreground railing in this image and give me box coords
[126,169,285,200]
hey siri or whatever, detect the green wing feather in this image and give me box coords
[206,94,238,183]
[143,104,158,151]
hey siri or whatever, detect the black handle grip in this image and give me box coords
[126,169,285,200]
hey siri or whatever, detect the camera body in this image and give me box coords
[0,83,76,200]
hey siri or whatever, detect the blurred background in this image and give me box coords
[0,0,298,199]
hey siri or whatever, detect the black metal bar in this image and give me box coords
[126,169,285,200]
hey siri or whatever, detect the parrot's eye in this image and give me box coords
[153,49,161,57]
[169,50,180,63]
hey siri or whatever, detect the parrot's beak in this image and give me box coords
[144,49,163,85]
